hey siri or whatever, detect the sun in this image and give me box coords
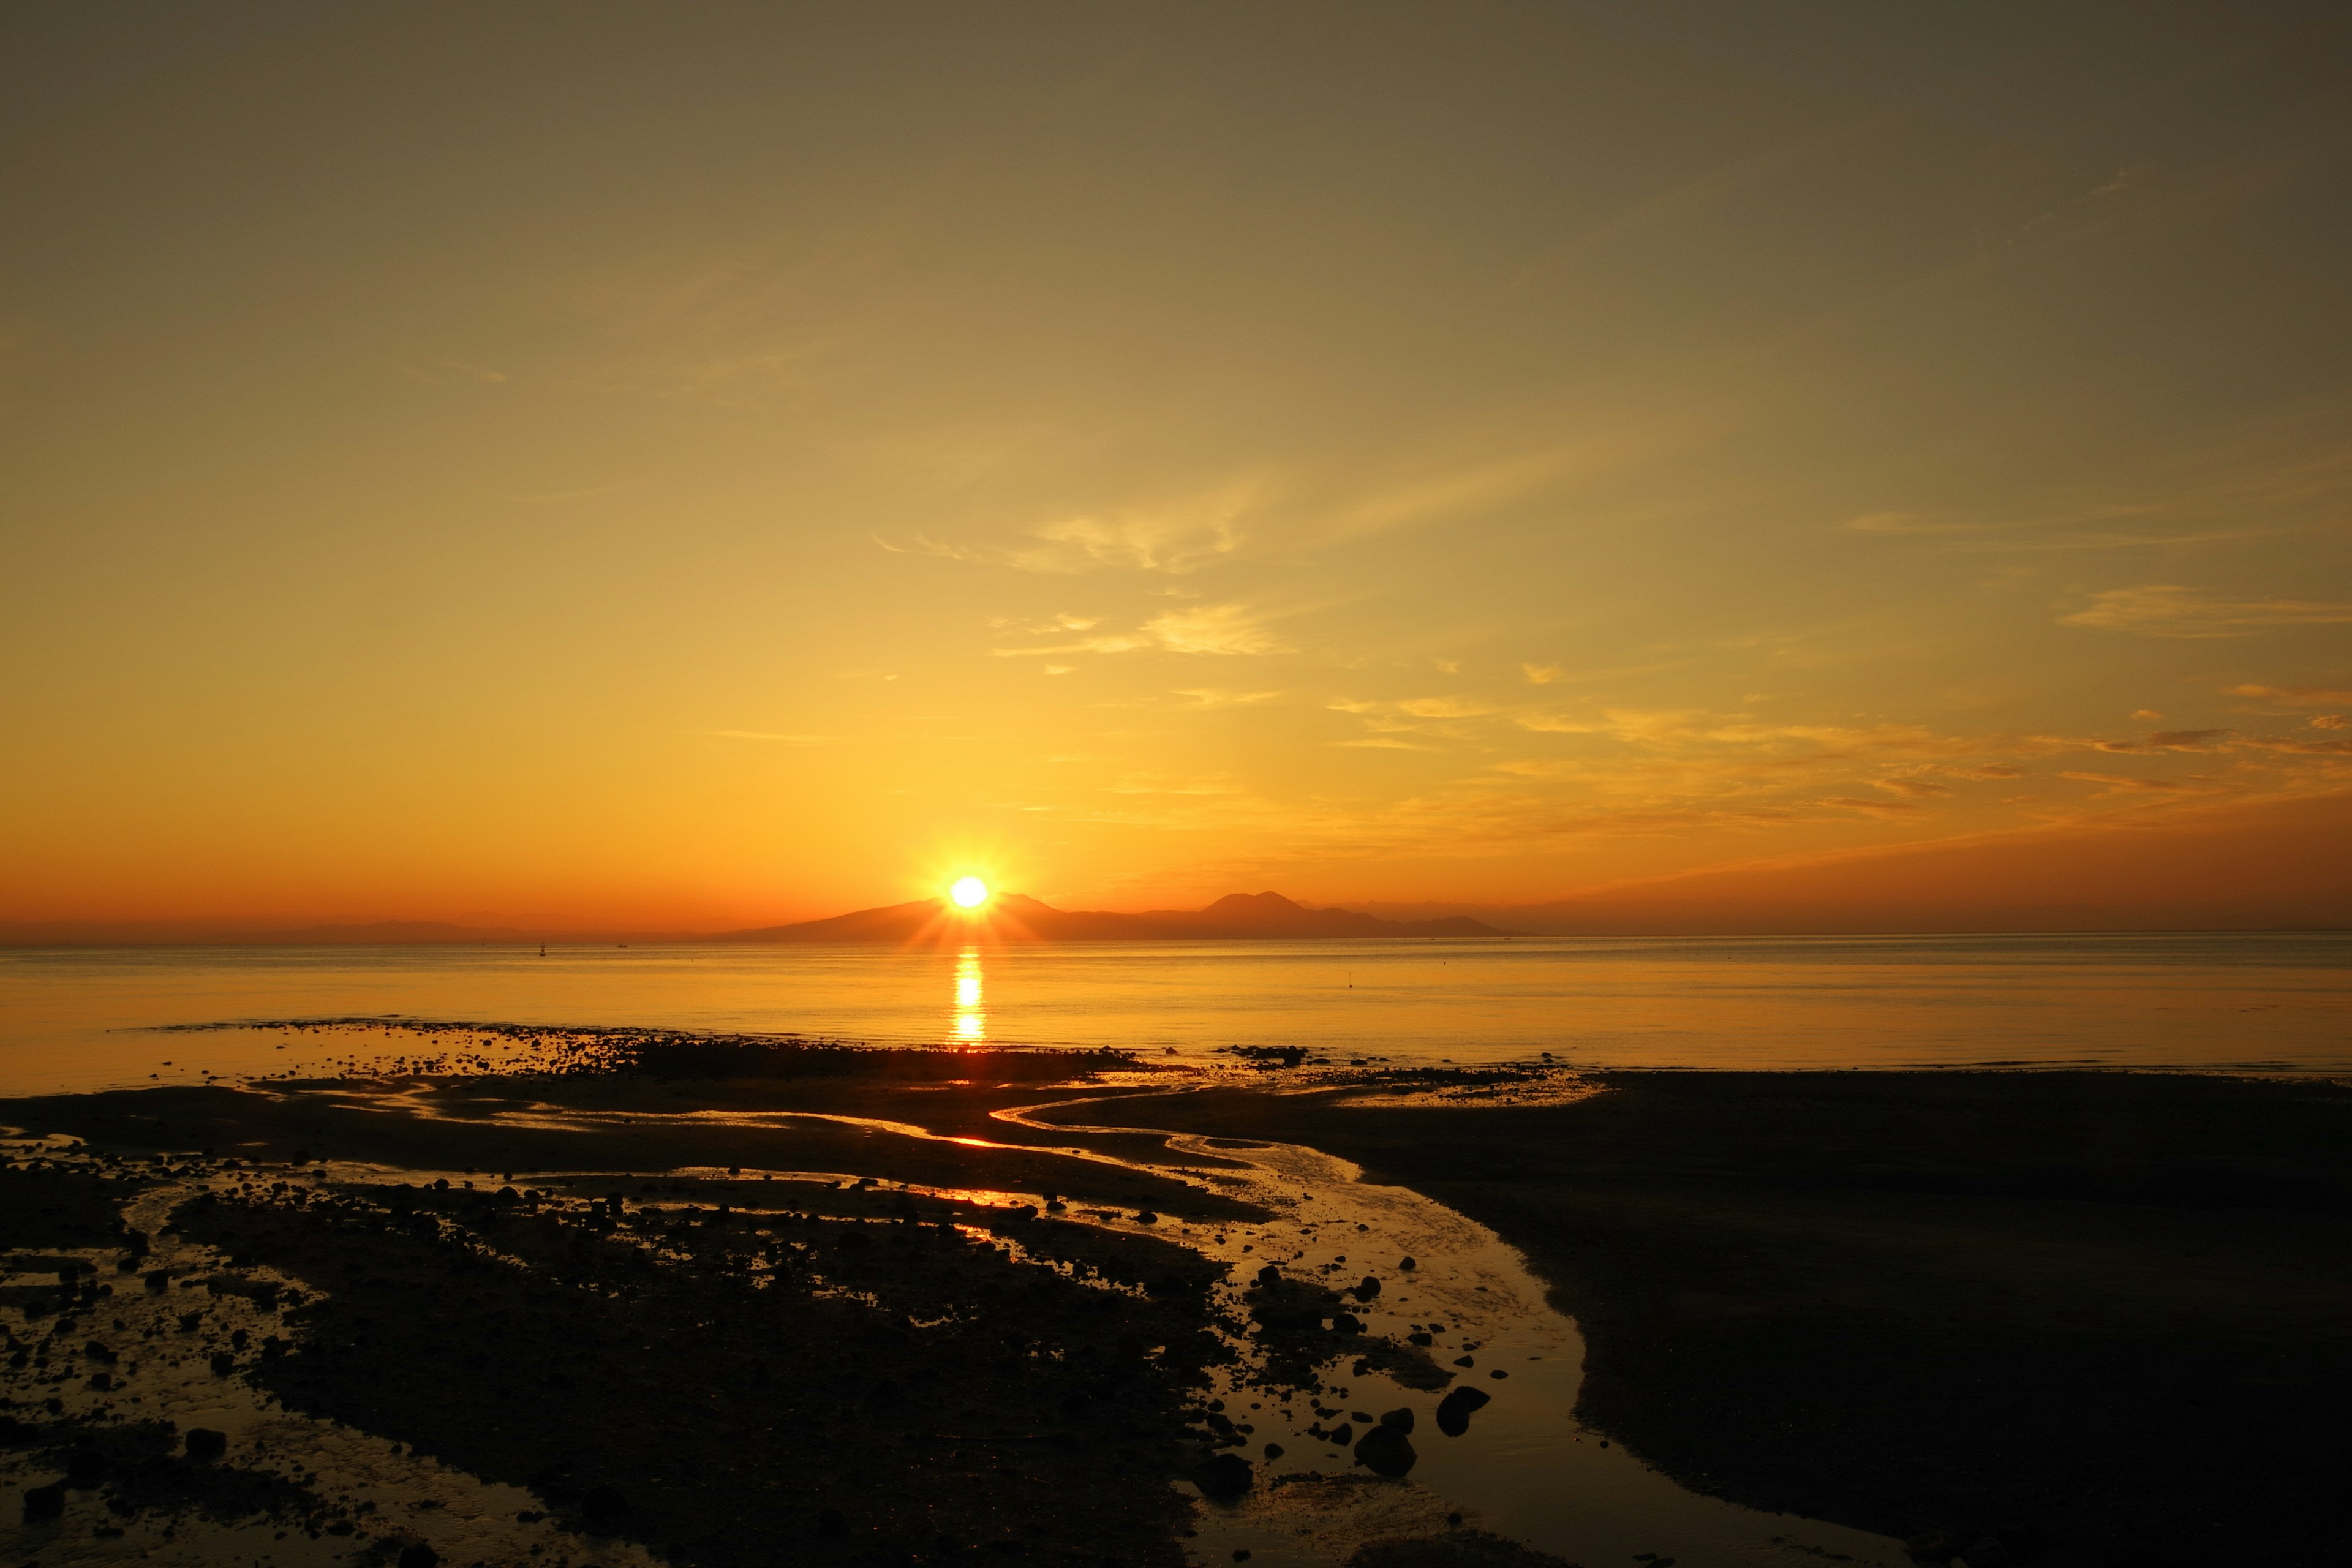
[949,876,990,910]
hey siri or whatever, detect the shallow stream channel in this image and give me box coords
[1001,1095,1908,1568]
[6,1080,1909,1568]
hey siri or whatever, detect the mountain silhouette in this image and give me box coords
[720,890,1513,943]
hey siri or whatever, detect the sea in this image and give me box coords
[2,931,2348,1096]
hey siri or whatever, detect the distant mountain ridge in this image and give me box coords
[720,889,1514,943]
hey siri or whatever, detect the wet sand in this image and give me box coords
[1068,1068,2352,1568]
[6,1039,2348,1567]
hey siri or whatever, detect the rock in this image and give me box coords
[1330,1312,1365,1333]
[1434,1384,1492,1436]
[1255,1264,1283,1286]
[1453,1355,1474,1368]
[1490,1369,1507,1379]
[1398,1256,1417,1270]
[1329,1423,1354,1446]
[209,1352,236,1375]
[395,1545,440,1568]
[184,1428,228,1462]
[1264,1442,1284,1459]
[1351,1276,1382,1300]
[86,1371,113,1391]
[1959,1539,2013,1568]
[1379,1407,1414,1432]
[142,1269,170,1294]
[580,1483,628,1524]
[22,1482,65,1522]
[1137,1210,1159,1224]
[65,1450,105,1488]
[1196,1452,1254,1499]
[1354,1422,1417,1477]
[83,1341,118,1363]
[1407,1332,1432,1346]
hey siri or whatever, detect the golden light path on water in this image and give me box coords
[953,947,985,1042]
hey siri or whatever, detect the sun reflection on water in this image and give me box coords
[952,948,984,1042]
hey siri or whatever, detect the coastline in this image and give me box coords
[5,1049,2348,1567]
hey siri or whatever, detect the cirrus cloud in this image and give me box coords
[2060,585,2352,638]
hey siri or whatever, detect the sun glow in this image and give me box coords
[949,876,990,910]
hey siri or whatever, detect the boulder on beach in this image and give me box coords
[1351,1276,1382,1300]
[1434,1384,1491,1436]
[184,1428,228,1462]
[23,1482,66,1522]
[1379,1406,1415,1432]
[1354,1422,1417,1477]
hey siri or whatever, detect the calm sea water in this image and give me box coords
[2,933,2348,1096]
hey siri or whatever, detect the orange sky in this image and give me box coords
[3,6,2350,933]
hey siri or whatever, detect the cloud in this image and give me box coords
[2093,729,2234,753]
[2061,586,2352,638]
[989,632,1153,657]
[1872,777,1954,798]
[1333,737,1431,750]
[2057,771,2214,796]
[1821,796,1928,818]
[880,437,1620,581]
[1172,688,1282,708]
[2230,683,2352,706]
[881,480,1264,576]
[1395,696,1497,718]
[1140,604,1287,655]
[1523,663,1561,684]
[989,603,1284,659]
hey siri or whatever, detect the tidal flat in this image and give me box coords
[3,1031,2347,1568]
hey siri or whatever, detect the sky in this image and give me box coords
[4,2,2351,932]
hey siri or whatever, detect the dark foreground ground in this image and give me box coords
[1051,1069,2352,1568]
[6,1049,2350,1568]
[1,1047,1277,1567]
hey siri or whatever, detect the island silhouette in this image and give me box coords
[722,889,1515,943]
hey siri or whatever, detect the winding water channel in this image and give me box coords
[6,1082,1907,1567]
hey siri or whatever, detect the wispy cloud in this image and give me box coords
[1139,604,1288,655]
[1872,777,1954,798]
[2092,729,2233,753]
[2230,683,2352,706]
[989,603,1286,659]
[2061,585,2352,638]
[1172,688,1282,708]
[2057,770,2218,796]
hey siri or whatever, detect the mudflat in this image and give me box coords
[6,1046,2348,1568]
[1056,1069,2352,1567]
